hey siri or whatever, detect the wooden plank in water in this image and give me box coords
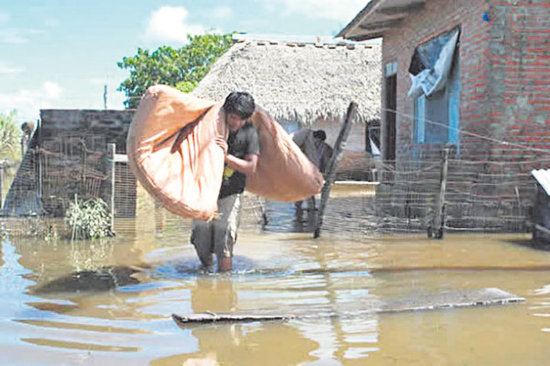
[380,287,524,313]
[172,312,295,325]
[172,287,524,326]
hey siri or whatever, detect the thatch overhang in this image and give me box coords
[192,39,381,125]
[337,0,426,41]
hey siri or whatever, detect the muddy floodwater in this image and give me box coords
[1,209,550,365]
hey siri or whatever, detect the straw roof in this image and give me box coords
[192,40,381,124]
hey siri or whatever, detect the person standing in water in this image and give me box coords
[291,128,333,218]
[190,92,259,272]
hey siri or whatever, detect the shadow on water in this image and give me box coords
[502,237,550,252]
[262,200,317,233]
[32,255,300,294]
[32,265,146,294]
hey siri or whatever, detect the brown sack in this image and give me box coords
[247,107,324,202]
[127,85,226,221]
[127,85,324,220]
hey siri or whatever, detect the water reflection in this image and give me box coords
[0,238,34,318]
[290,237,380,361]
[1,215,550,364]
[263,200,313,233]
[154,276,318,365]
[531,282,550,335]
[3,233,165,359]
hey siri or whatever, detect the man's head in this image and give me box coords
[223,91,255,131]
[313,129,327,141]
[21,122,34,135]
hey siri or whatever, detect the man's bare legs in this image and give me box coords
[218,257,232,272]
[200,253,214,268]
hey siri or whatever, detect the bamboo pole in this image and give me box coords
[430,147,449,239]
[314,102,358,239]
[105,143,116,232]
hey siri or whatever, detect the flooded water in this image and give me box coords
[1,210,550,365]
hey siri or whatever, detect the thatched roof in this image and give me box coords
[192,39,381,124]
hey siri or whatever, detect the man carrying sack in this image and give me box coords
[190,92,259,272]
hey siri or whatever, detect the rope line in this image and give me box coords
[381,106,550,155]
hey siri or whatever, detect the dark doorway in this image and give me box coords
[384,74,397,163]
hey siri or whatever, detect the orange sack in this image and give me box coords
[247,107,324,201]
[127,85,324,220]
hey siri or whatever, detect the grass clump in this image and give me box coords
[66,197,113,241]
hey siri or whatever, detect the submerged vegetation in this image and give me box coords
[65,197,113,241]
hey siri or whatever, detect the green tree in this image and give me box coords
[118,33,234,109]
[0,110,20,156]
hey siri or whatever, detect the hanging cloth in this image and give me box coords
[408,27,460,98]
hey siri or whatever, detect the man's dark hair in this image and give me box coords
[21,122,34,134]
[223,92,255,120]
[313,129,327,141]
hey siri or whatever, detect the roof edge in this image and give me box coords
[337,0,383,38]
[338,0,427,41]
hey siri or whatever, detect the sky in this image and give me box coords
[0,0,369,124]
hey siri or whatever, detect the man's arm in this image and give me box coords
[225,153,258,175]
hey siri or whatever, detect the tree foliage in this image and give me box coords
[0,110,20,156]
[118,33,234,109]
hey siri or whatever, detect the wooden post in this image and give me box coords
[314,102,358,238]
[103,84,108,110]
[105,143,116,232]
[431,147,449,239]
[514,185,522,231]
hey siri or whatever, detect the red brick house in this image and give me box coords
[338,0,549,231]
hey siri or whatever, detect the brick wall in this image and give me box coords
[382,0,492,161]
[377,0,549,230]
[381,0,549,166]
[40,110,136,217]
[40,109,134,154]
[3,109,137,217]
[487,0,550,173]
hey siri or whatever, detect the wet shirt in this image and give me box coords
[219,122,260,199]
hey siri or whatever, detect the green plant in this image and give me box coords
[66,197,113,241]
[0,110,20,156]
[44,224,58,242]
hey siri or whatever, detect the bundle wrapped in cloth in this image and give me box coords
[127,85,324,220]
